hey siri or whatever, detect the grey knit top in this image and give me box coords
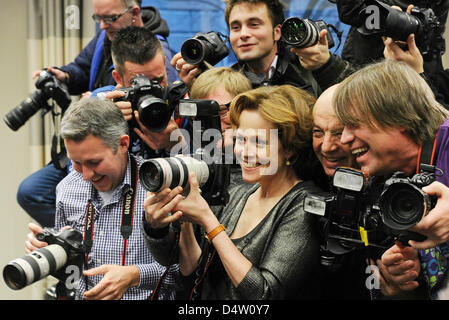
[142,180,320,300]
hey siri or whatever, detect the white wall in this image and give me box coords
[0,0,41,299]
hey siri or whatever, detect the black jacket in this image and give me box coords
[231,45,321,98]
[336,0,449,74]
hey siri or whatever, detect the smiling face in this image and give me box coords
[66,134,129,192]
[228,2,280,69]
[312,86,357,177]
[339,121,418,176]
[92,0,138,40]
[234,109,291,184]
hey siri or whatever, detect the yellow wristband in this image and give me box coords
[206,224,226,242]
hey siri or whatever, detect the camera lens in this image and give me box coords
[3,244,68,290]
[138,97,171,132]
[4,91,47,131]
[181,39,209,65]
[139,157,210,195]
[380,182,427,230]
[281,17,319,48]
[383,9,421,42]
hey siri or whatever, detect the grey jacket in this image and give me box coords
[142,181,320,300]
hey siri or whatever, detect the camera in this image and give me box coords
[357,0,442,57]
[380,171,437,231]
[3,228,86,290]
[181,31,229,67]
[281,17,335,49]
[114,74,172,132]
[304,167,430,258]
[139,99,230,206]
[4,70,71,131]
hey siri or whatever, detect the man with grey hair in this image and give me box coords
[25,98,179,300]
[18,0,177,228]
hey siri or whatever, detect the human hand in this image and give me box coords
[32,66,68,83]
[376,242,420,296]
[25,222,46,253]
[174,173,217,230]
[408,181,449,249]
[83,264,140,300]
[290,29,331,70]
[105,90,133,121]
[383,33,424,73]
[144,187,184,229]
[171,52,202,88]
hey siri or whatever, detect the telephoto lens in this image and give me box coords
[3,244,68,290]
[139,156,210,196]
[281,17,321,48]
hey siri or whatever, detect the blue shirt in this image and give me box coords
[55,153,179,300]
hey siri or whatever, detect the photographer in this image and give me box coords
[334,0,449,75]
[33,0,177,95]
[141,85,322,299]
[172,0,321,97]
[17,0,178,227]
[18,26,186,229]
[189,67,252,190]
[25,98,178,300]
[333,59,449,299]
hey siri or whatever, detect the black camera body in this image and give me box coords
[380,171,437,231]
[3,228,86,290]
[181,31,229,68]
[304,167,430,258]
[114,75,171,132]
[139,99,230,206]
[4,70,71,131]
[281,17,335,49]
[357,0,442,57]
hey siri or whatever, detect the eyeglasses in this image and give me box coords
[92,6,132,24]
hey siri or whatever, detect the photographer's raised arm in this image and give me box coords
[171,52,202,89]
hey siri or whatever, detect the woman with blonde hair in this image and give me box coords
[142,85,322,299]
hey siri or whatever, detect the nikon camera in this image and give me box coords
[4,70,71,131]
[3,228,86,290]
[113,75,171,132]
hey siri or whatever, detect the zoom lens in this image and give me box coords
[139,157,210,195]
[137,97,171,132]
[281,17,320,48]
[181,39,209,65]
[4,91,47,131]
[380,182,429,230]
[3,244,68,290]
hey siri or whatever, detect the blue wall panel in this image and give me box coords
[143,0,349,67]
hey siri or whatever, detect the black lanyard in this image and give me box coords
[83,155,138,273]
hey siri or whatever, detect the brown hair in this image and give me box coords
[224,0,285,28]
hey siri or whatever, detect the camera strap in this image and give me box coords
[83,155,138,271]
[416,133,438,175]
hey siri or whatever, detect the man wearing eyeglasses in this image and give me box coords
[31,0,176,98]
[18,1,177,230]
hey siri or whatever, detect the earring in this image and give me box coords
[286,159,291,166]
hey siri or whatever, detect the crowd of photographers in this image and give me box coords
[4,0,449,300]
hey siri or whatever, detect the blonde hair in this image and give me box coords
[189,67,252,99]
[334,60,449,145]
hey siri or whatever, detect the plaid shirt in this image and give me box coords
[55,153,178,300]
